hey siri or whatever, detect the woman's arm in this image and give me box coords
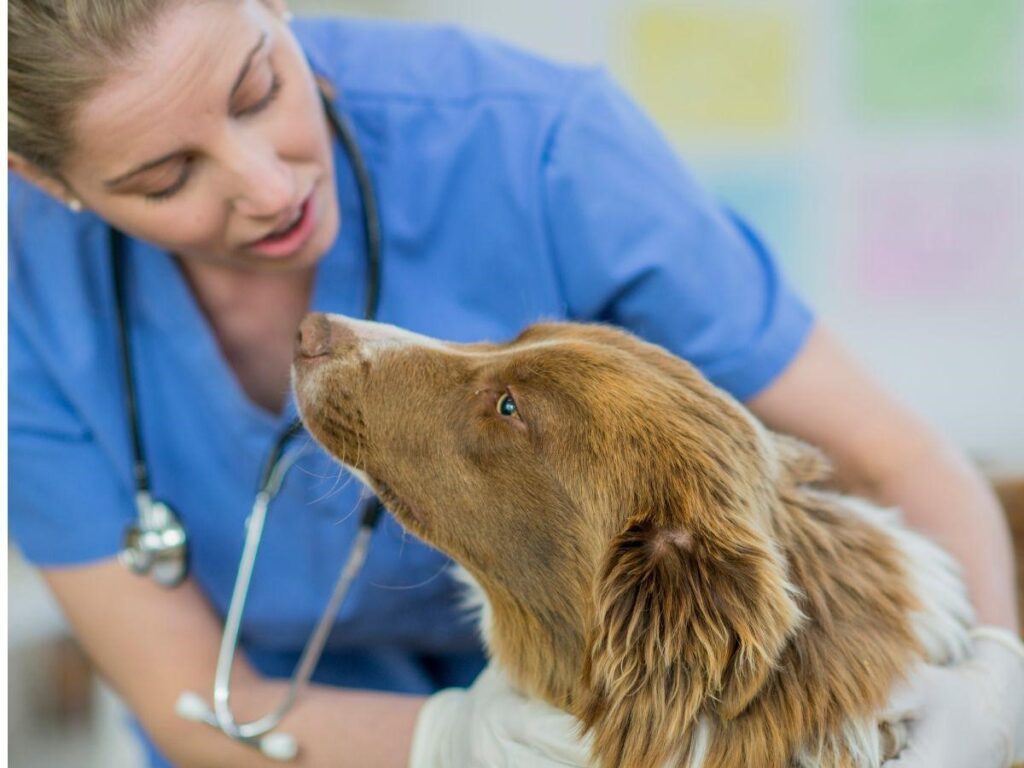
[43,559,426,768]
[747,322,1018,630]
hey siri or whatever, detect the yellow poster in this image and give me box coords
[622,6,798,139]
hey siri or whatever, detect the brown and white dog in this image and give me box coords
[292,315,974,768]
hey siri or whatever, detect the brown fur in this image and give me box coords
[293,318,954,767]
[992,477,1024,637]
[1003,485,1024,768]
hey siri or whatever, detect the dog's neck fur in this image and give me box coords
[470,561,595,711]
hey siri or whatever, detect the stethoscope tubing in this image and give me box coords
[214,500,381,741]
[114,86,384,759]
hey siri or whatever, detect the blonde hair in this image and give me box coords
[8,0,176,177]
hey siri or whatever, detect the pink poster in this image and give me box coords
[853,165,1024,302]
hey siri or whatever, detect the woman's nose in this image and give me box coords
[228,138,296,217]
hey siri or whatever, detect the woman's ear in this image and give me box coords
[579,507,803,768]
[9,154,82,211]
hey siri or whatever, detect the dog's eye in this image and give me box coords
[497,393,518,417]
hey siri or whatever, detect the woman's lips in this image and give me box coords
[246,192,317,258]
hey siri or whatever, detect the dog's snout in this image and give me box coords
[295,314,435,368]
[296,313,354,359]
[296,313,331,358]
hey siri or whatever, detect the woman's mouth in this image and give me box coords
[247,192,318,258]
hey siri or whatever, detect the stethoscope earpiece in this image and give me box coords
[175,691,299,761]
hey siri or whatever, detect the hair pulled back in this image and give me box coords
[8,0,175,177]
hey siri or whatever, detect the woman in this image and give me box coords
[8,1,1023,765]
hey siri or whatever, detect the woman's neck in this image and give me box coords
[176,258,316,318]
[176,257,317,414]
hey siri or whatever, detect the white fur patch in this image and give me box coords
[839,495,974,665]
[323,313,577,363]
[324,314,450,361]
[449,564,495,649]
[682,716,713,768]
[793,717,881,768]
[346,465,374,490]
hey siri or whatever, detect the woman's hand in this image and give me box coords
[410,665,592,767]
[882,628,1024,767]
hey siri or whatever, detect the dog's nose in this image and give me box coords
[296,313,352,359]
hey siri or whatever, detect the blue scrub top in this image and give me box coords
[8,16,813,766]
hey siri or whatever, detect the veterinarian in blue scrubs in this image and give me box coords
[9,1,1024,766]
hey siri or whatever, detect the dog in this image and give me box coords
[292,315,975,768]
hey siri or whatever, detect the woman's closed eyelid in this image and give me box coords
[142,70,282,202]
[233,54,278,113]
[235,72,281,117]
[141,158,192,202]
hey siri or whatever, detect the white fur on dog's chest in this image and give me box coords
[451,565,495,649]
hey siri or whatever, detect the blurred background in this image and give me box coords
[9,0,1024,764]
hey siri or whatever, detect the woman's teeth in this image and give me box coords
[270,208,302,237]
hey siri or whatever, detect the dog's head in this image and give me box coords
[293,316,804,767]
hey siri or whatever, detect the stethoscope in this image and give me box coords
[113,89,384,761]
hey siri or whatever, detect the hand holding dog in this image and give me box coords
[882,627,1024,768]
[409,664,591,768]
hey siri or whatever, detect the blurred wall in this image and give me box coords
[8,4,1022,765]
[295,0,1024,469]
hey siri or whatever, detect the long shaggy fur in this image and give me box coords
[293,317,985,767]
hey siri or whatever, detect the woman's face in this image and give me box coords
[59,0,339,273]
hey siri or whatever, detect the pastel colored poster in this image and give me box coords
[852,166,1024,302]
[851,0,1023,121]
[621,6,798,139]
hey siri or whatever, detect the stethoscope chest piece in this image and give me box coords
[119,492,188,588]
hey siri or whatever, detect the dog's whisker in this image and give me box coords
[323,473,360,507]
[328,496,364,527]
[308,465,357,506]
[368,560,452,591]
[294,462,343,481]
[309,477,354,505]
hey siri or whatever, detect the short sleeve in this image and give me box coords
[9,314,133,567]
[541,70,814,400]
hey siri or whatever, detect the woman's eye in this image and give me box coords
[497,393,518,417]
[143,159,193,202]
[236,72,282,117]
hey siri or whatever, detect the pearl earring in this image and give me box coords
[68,198,83,213]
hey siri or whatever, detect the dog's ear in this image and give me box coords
[580,507,803,768]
